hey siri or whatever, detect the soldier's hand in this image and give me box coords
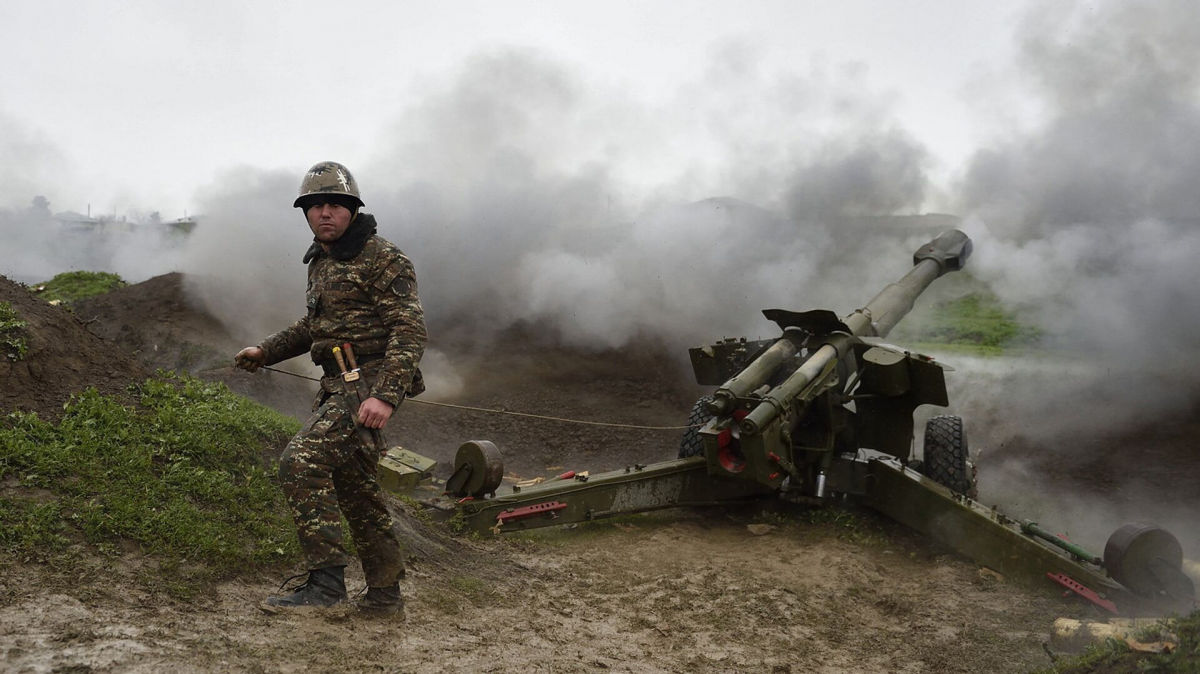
[358,397,395,430]
[234,346,266,372]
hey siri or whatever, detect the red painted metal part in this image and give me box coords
[496,500,569,524]
[1047,572,1119,615]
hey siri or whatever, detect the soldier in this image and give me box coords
[234,161,426,617]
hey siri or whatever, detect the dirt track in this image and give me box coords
[1,272,1193,672]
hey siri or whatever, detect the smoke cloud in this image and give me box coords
[0,111,191,284]
[962,2,1200,231]
[0,112,72,209]
[3,1,1196,556]
[181,166,303,343]
[951,0,1200,427]
[178,46,932,356]
[947,0,1200,552]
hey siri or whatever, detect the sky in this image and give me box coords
[1,0,1019,217]
[4,0,1200,552]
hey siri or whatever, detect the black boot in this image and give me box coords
[260,566,347,613]
[356,584,404,617]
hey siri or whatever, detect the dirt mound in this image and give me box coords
[0,274,148,420]
[71,272,236,373]
[70,272,320,419]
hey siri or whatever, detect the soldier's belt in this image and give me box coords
[320,351,383,378]
[311,337,389,366]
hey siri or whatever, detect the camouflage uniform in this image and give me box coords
[258,212,425,588]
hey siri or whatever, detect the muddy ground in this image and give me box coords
[3,510,1072,674]
[1,273,1194,673]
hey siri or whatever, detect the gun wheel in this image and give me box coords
[921,415,977,498]
[678,396,714,458]
[1104,522,1195,608]
[447,440,504,498]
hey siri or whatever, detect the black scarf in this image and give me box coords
[302,213,378,264]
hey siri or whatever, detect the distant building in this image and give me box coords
[53,211,102,231]
[164,215,199,234]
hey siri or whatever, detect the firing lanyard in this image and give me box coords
[255,365,695,431]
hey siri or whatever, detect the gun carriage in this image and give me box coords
[430,230,1194,615]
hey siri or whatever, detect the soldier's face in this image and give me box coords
[306,202,353,244]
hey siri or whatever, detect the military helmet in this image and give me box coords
[294,161,364,209]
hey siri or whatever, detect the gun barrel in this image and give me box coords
[739,230,972,435]
[844,229,972,338]
[741,340,844,435]
[709,337,799,415]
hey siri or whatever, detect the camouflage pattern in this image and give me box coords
[278,390,403,586]
[257,208,425,586]
[293,161,364,208]
[259,216,426,407]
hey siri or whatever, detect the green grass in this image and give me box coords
[33,271,126,303]
[1042,610,1200,673]
[895,291,1040,354]
[0,301,28,361]
[0,372,302,597]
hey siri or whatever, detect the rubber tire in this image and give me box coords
[922,415,976,498]
[678,396,714,459]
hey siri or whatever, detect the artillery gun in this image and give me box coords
[435,230,1195,615]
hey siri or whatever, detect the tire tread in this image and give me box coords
[678,396,714,458]
[922,415,975,497]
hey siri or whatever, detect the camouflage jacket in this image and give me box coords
[259,213,426,407]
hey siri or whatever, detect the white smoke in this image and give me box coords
[171,47,930,356]
[0,110,190,284]
[943,0,1200,554]
[0,111,72,209]
[180,166,302,343]
[949,0,1200,434]
[4,2,1196,556]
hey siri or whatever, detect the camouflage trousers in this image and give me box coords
[278,391,403,587]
